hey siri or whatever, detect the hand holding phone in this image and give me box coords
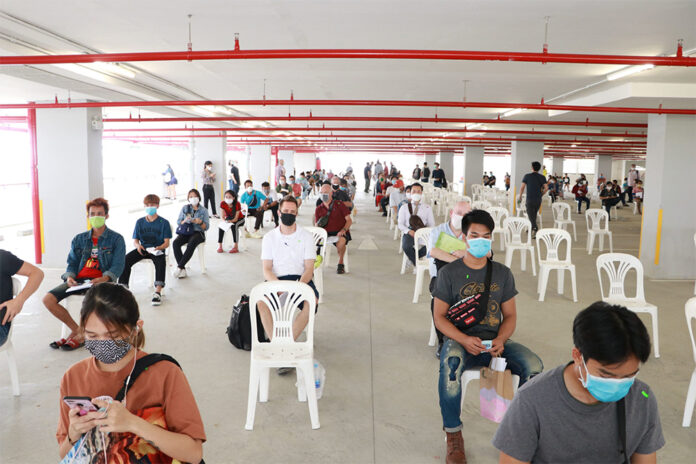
[63,396,98,416]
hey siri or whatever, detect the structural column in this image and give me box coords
[36,106,103,267]
[424,153,437,180]
[438,151,454,185]
[510,141,543,211]
[278,149,295,182]
[549,156,564,177]
[193,135,226,197]
[640,114,696,279]
[461,146,484,197]
[294,152,317,175]
[594,154,613,184]
[249,145,272,187]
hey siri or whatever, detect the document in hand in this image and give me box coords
[435,232,467,254]
[66,281,93,293]
[146,247,165,256]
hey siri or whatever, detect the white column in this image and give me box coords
[438,151,454,185]
[510,141,544,210]
[294,152,316,174]
[461,146,484,197]
[249,145,272,188]
[594,154,613,183]
[611,160,627,183]
[640,114,696,279]
[36,106,103,267]
[549,156,564,177]
[193,136,226,198]
[278,149,295,181]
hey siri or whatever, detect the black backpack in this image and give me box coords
[226,294,268,350]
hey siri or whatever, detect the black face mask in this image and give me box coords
[332,184,339,190]
[280,213,296,226]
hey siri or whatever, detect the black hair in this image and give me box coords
[187,188,201,200]
[532,161,541,172]
[224,189,237,200]
[244,179,253,187]
[204,160,212,166]
[405,185,412,191]
[340,178,348,186]
[573,302,651,364]
[80,283,145,349]
[411,182,423,191]
[261,181,270,188]
[322,181,332,186]
[461,209,495,235]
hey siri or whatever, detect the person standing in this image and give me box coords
[364,162,372,193]
[162,164,178,200]
[504,173,511,191]
[432,162,446,188]
[374,159,384,180]
[413,164,422,182]
[627,164,640,203]
[275,159,286,185]
[228,160,240,194]
[201,161,218,218]
[518,162,547,237]
[422,162,431,183]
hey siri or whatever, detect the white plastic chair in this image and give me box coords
[536,229,577,302]
[552,202,577,241]
[305,227,328,303]
[486,206,509,251]
[245,281,319,430]
[61,295,86,339]
[596,253,660,358]
[693,234,696,294]
[460,369,520,408]
[400,227,433,303]
[386,204,393,228]
[0,278,22,396]
[324,238,350,273]
[683,297,696,427]
[472,200,491,211]
[503,217,536,276]
[428,320,437,346]
[585,209,613,254]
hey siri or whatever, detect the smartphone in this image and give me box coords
[482,340,493,350]
[63,396,98,416]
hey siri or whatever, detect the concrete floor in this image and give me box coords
[1,192,695,463]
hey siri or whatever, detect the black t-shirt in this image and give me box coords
[0,249,24,322]
[364,166,371,177]
[423,167,431,179]
[600,188,618,204]
[230,165,240,184]
[522,172,547,202]
[432,168,445,182]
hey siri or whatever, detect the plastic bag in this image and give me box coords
[479,358,514,423]
[296,359,326,400]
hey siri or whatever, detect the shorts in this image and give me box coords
[47,280,91,303]
[277,275,320,312]
[327,230,352,244]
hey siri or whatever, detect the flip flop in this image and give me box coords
[60,337,84,351]
[49,338,67,349]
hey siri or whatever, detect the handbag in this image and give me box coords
[479,357,514,423]
[407,202,426,231]
[446,259,493,330]
[176,206,196,236]
[316,201,334,228]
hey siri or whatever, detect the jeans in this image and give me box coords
[0,321,9,348]
[202,184,217,215]
[217,219,245,243]
[602,197,621,217]
[439,337,543,432]
[401,233,426,265]
[119,249,167,288]
[173,232,206,269]
[576,197,590,212]
[380,196,390,213]
[526,199,542,231]
[228,181,239,194]
[248,206,278,231]
[626,186,633,202]
[364,177,370,193]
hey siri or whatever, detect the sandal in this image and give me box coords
[49,338,67,349]
[60,337,84,351]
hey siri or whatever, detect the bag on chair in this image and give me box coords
[176,205,196,236]
[226,294,268,350]
[407,203,426,231]
[479,357,514,423]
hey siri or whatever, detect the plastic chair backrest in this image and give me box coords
[472,200,491,210]
[552,202,571,222]
[414,227,433,264]
[486,206,509,229]
[249,281,316,347]
[12,277,21,297]
[686,297,696,365]
[460,195,472,204]
[585,209,609,231]
[536,228,572,264]
[503,217,532,246]
[305,226,328,260]
[596,253,646,303]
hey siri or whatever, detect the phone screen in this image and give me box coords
[63,396,98,416]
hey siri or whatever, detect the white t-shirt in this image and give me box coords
[261,227,316,277]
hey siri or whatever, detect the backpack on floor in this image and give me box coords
[227,294,268,350]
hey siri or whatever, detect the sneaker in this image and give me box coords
[151,292,162,306]
[250,231,263,239]
[217,246,224,253]
[337,263,346,274]
[244,231,251,238]
[229,246,239,254]
[277,367,293,376]
[177,268,187,279]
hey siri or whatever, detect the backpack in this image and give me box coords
[226,294,268,350]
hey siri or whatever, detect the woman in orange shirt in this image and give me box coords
[57,283,206,463]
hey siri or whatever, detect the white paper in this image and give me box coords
[146,247,164,256]
[66,281,93,293]
[218,222,233,232]
[326,236,339,244]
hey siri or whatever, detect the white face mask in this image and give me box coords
[406,193,412,200]
[189,197,200,206]
[224,198,234,205]
[411,193,422,203]
[451,214,463,229]
[246,186,253,193]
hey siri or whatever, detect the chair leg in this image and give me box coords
[530,248,537,277]
[413,268,423,303]
[197,245,207,274]
[315,269,324,303]
[505,248,513,269]
[608,233,613,253]
[325,246,332,266]
[6,346,21,396]
[400,254,408,275]
[259,367,270,403]
[538,267,550,302]
[557,269,565,295]
[299,362,320,429]
[428,320,437,346]
[682,370,696,427]
[598,234,604,252]
[572,222,577,242]
[343,250,350,273]
[570,267,578,302]
[650,309,660,358]
[587,233,595,254]
[245,364,261,430]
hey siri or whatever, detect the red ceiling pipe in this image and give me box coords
[0,116,27,122]
[102,115,648,129]
[27,107,42,264]
[103,126,647,138]
[3,99,696,115]
[2,47,694,66]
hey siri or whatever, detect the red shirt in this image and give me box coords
[76,236,102,280]
[315,200,350,233]
[219,201,244,221]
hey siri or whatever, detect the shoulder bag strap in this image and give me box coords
[115,353,181,402]
[618,398,628,464]
[407,202,414,215]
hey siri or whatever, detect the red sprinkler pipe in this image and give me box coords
[0,116,27,123]
[4,98,695,115]
[27,107,42,264]
[1,47,694,66]
[103,115,648,128]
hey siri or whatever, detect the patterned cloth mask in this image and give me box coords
[85,339,132,364]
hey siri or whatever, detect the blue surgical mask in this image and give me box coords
[466,238,491,258]
[145,206,157,216]
[579,357,636,403]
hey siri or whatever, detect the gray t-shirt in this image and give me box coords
[432,259,517,339]
[522,172,547,202]
[492,364,665,464]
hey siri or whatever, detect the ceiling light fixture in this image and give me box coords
[606,64,655,81]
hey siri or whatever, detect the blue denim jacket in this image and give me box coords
[177,204,210,233]
[62,227,126,282]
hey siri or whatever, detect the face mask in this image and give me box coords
[281,181,287,186]
[85,338,132,364]
[224,198,234,205]
[189,197,200,206]
[451,214,463,229]
[280,213,296,226]
[246,186,253,193]
[89,216,106,229]
[332,184,339,190]
[467,237,492,258]
[406,193,412,200]
[411,193,422,203]
[579,356,636,403]
[340,187,347,191]
[263,189,270,195]
[206,165,212,171]
[144,207,157,216]
[321,193,330,203]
